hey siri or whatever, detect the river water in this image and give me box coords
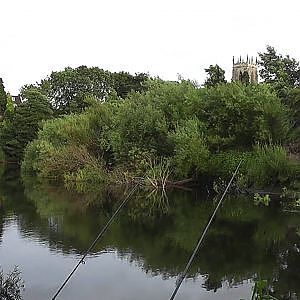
[0,168,299,300]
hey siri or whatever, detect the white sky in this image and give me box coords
[1,0,300,94]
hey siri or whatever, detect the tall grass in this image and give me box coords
[246,144,293,186]
[145,158,171,190]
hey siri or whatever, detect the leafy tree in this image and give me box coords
[0,78,7,117]
[112,71,149,98]
[204,65,227,87]
[188,83,291,150]
[284,89,300,155]
[21,67,149,115]
[285,88,300,129]
[0,89,53,161]
[20,78,294,187]
[171,118,210,177]
[110,93,171,164]
[258,46,300,96]
[38,66,113,114]
[142,79,198,129]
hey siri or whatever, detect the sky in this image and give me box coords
[1,0,300,94]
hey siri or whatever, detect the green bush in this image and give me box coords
[256,94,291,143]
[24,143,102,181]
[21,140,55,175]
[0,89,53,161]
[171,118,210,177]
[20,79,297,189]
[38,114,93,148]
[110,94,171,163]
[208,150,251,179]
[143,79,199,129]
[187,83,291,150]
[64,163,107,192]
[246,144,293,186]
[22,102,114,180]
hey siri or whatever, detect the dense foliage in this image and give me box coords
[21,66,149,114]
[0,78,7,116]
[0,47,299,191]
[21,79,299,188]
[259,46,300,93]
[258,47,300,158]
[0,89,53,161]
[204,64,227,87]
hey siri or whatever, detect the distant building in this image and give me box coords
[11,94,22,106]
[232,56,258,84]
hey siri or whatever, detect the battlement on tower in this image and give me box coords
[232,56,258,84]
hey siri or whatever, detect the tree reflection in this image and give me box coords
[0,164,5,244]
[0,202,3,244]
[0,171,299,298]
[126,188,170,223]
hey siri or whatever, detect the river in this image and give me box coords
[0,167,299,300]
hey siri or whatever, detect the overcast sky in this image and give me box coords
[1,0,300,94]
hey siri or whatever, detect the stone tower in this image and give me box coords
[232,56,258,84]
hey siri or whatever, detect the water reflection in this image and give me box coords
[0,167,299,299]
[0,202,3,244]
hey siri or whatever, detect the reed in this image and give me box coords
[145,157,171,190]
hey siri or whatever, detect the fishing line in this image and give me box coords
[169,159,243,300]
[51,183,139,300]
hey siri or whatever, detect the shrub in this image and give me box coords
[64,163,107,192]
[188,83,291,150]
[21,140,55,175]
[171,118,210,178]
[110,94,170,163]
[143,79,200,129]
[0,89,53,161]
[40,145,101,180]
[246,144,293,186]
[22,102,114,182]
[256,94,292,143]
[208,150,251,179]
[38,114,93,148]
[22,140,104,182]
[20,79,298,189]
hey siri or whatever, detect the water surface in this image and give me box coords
[0,168,299,299]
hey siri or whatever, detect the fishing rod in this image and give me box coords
[51,183,139,300]
[169,159,243,300]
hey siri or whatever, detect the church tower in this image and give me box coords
[232,56,258,84]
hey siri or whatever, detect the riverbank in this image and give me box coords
[18,81,299,197]
[0,72,299,201]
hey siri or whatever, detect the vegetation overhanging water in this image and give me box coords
[0,46,300,299]
[0,167,300,299]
